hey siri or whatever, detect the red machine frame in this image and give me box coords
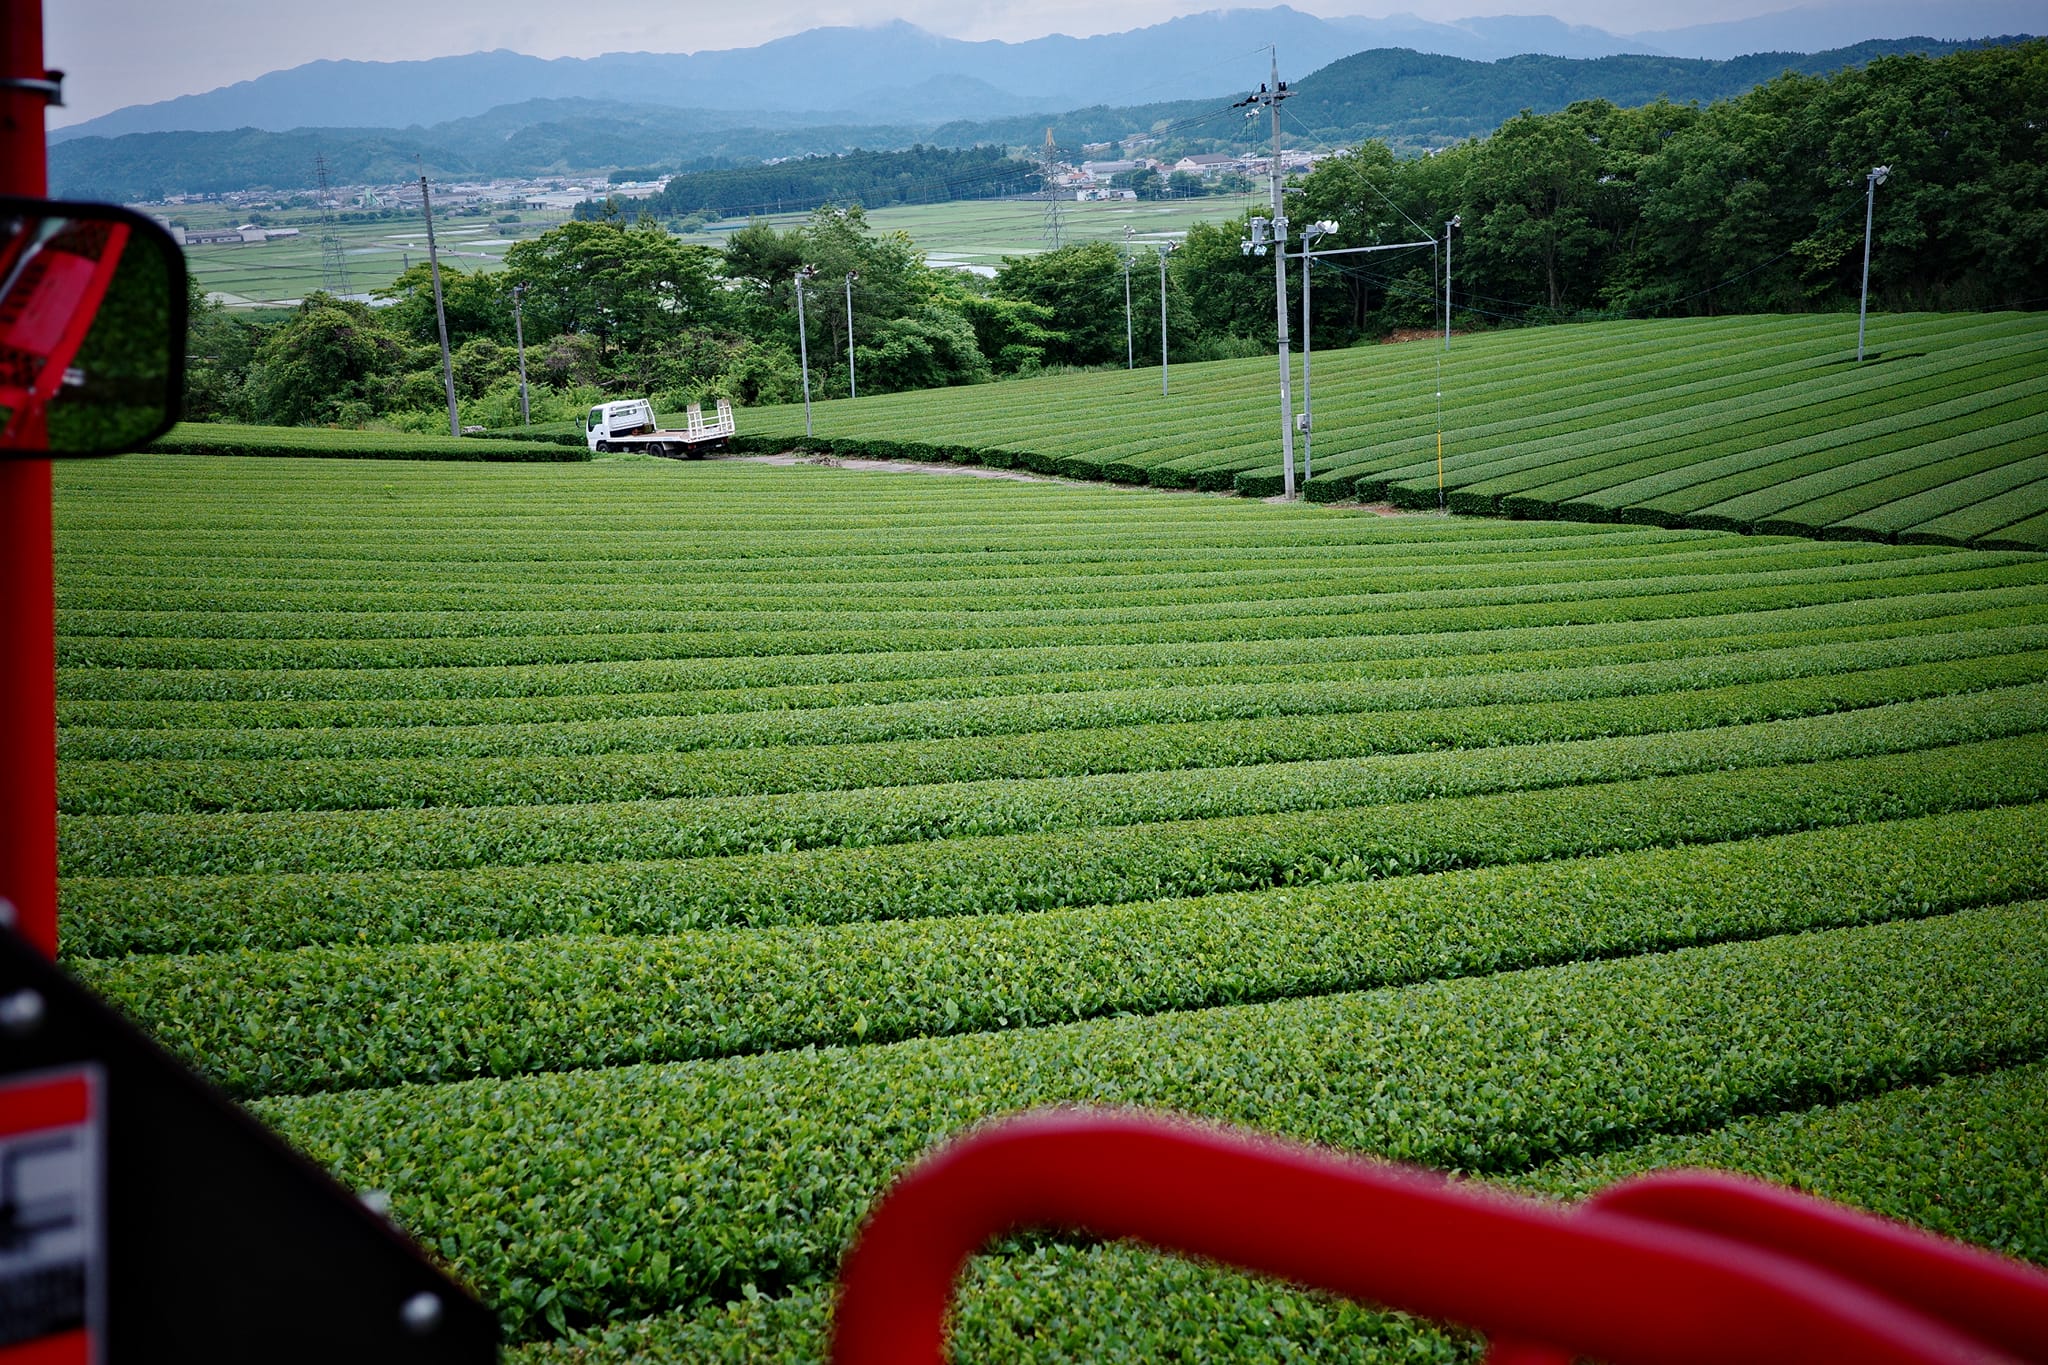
[832,1111,2048,1364]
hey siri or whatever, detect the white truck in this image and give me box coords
[582,397,736,457]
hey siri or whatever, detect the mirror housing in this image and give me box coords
[0,198,187,457]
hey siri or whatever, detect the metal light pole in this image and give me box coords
[1858,166,1890,363]
[419,170,461,438]
[1124,226,1135,370]
[1158,242,1177,396]
[511,282,530,428]
[845,270,859,399]
[1296,220,1336,483]
[1444,214,1460,349]
[795,264,817,437]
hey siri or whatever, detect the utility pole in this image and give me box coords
[845,271,859,399]
[418,169,460,438]
[1443,214,1461,349]
[1124,227,1135,370]
[796,264,817,437]
[511,282,530,428]
[1158,242,1177,397]
[1858,166,1890,362]
[1236,51,1296,497]
[1296,220,1336,482]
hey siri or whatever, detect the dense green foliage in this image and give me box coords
[55,454,2048,1358]
[604,146,1038,222]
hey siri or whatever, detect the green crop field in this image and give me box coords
[690,193,1265,266]
[172,204,568,308]
[53,452,2048,1361]
[743,310,2048,549]
[171,192,1256,307]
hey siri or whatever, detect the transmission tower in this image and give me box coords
[314,153,351,298]
[1040,127,1065,251]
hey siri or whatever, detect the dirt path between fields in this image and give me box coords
[730,451,1441,517]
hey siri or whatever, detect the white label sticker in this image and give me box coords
[0,1066,104,1365]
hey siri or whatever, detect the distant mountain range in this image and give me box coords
[48,1,2041,143]
[52,35,2031,202]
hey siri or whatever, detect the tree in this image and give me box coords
[1457,103,1623,314]
[181,274,259,422]
[991,242,1131,367]
[374,263,513,347]
[501,220,723,375]
[245,293,411,425]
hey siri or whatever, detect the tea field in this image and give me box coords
[741,310,2048,549]
[52,453,2048,1362]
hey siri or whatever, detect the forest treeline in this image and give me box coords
[183,43,2046,432]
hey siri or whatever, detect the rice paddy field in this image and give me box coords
[52,448,2048,1361]
[175,206,562,309]
[746,310,2048,549]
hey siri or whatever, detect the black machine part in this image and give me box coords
[0,926,499,1361]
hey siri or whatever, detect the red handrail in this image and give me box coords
[829,1109,2048,1365]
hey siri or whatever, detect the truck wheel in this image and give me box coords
[596,441,611,453]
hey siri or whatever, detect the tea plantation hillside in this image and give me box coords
[741,311,2048,549]
[53,454,2048,1362]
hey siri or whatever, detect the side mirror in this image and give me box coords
[0,198,187,456]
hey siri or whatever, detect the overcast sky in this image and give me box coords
[49,1,1798,128]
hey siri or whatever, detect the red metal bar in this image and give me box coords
[1586,1169,2048,1364]
[829,1110,2044,1365]
[0,0,54,958]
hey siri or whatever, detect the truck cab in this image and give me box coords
[582,398,656,451]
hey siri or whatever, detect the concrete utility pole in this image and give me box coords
[1158,242,1177,396]
[1124,227,1135,370]
[1296,219,1336,482]
[796,265,817,437]
[1444,214,1461,349]
[511,282,530,428]
[1858,166,1890,362]
[845,271,859,399]
[1236,50,1296,497]
[418,171,460,438]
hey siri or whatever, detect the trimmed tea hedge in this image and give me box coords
[148,422,591,462]
[54,456,2048,1355]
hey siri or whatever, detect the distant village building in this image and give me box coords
[1078,160,1141,182]
[1172,154,1237,177]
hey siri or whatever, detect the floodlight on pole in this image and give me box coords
[511,282,530,428]
[795,264,818,438]
[845,270,859,400]
[1858,166,1889,363]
